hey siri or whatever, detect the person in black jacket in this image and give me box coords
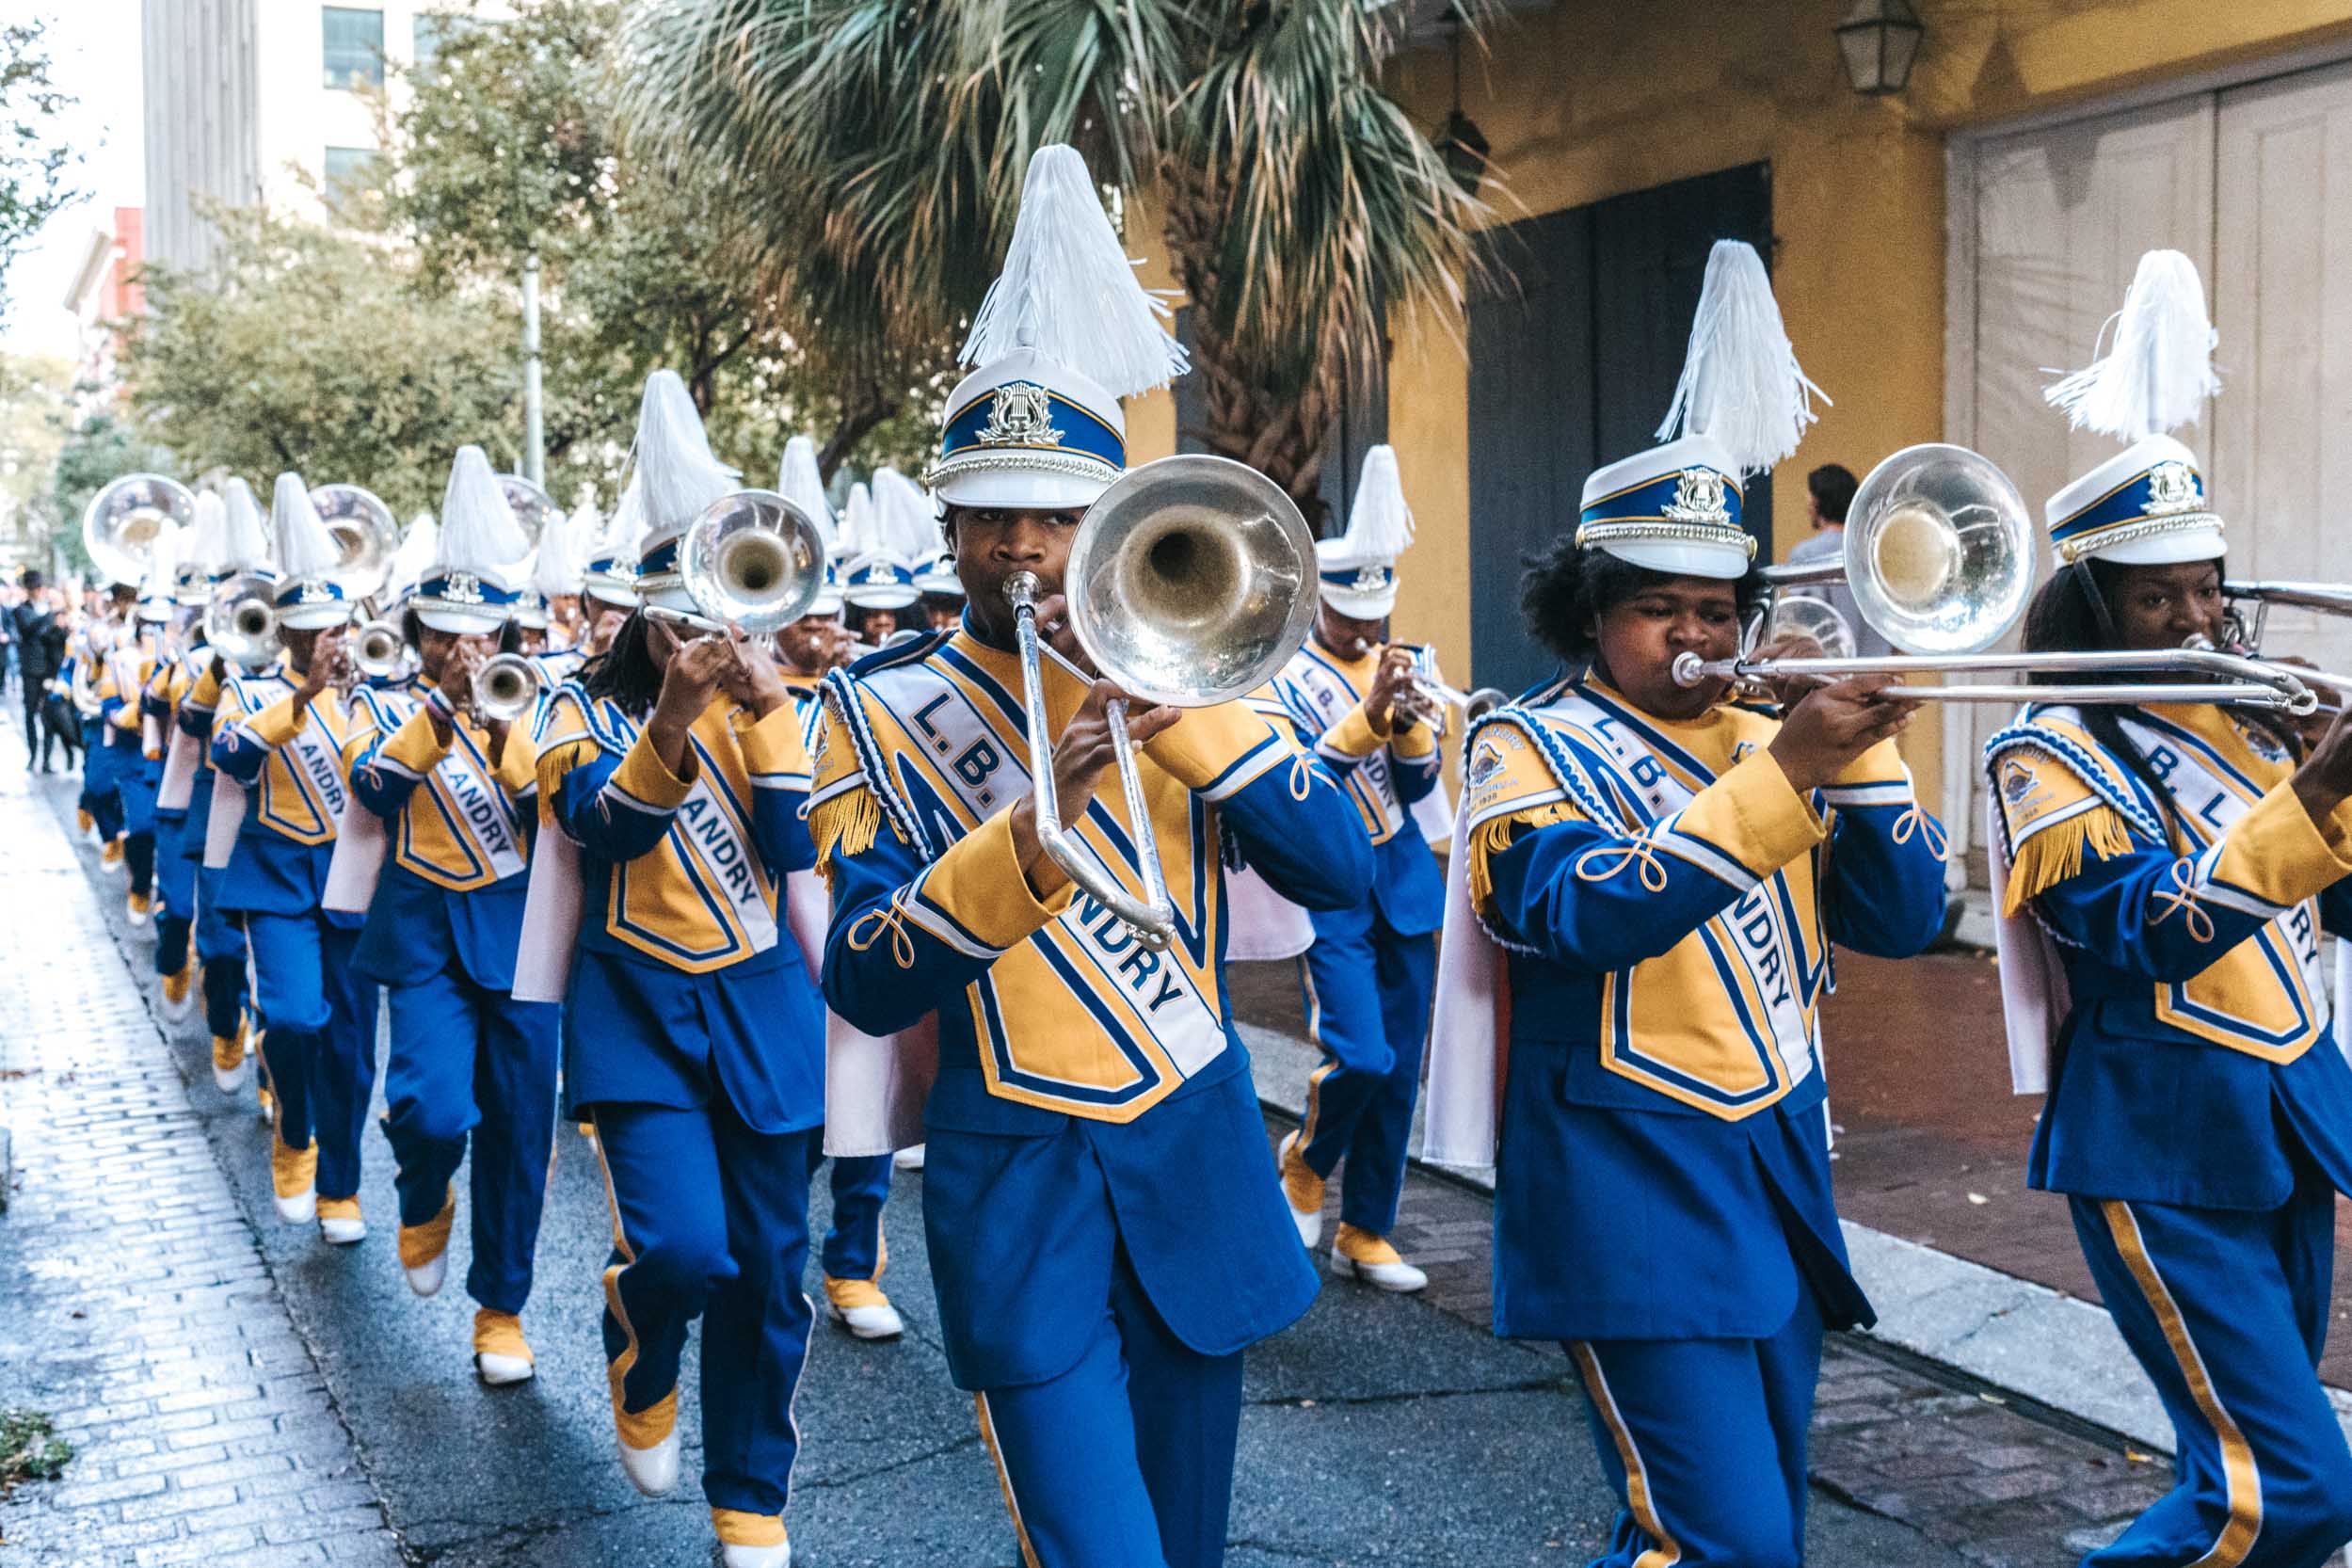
[14,571,58,769]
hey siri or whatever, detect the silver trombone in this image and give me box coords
[641,488,829,644]
[1006,455,1321,952]
[2216,583,2352,703]
[1673,443,2315,712]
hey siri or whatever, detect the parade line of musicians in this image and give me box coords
[33,144,2352,1568]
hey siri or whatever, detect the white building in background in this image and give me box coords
[140,1,503,273]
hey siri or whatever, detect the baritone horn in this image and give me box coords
[497,473,565,553]
[642,488,827,639]
[472,653,542,724]
[310,484,401,601]
[205,572,280,668]
[1674,444,2312,712]
[84,473,197,586]
[1008,455,1321,951]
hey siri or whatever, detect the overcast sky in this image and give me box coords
[6,0,146,361]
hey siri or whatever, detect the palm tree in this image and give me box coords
[615,0,1489,523]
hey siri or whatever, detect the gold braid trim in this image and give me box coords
[534,737,598,827]
[2001,805,2134,918]
[1467,801,1579,920]
[808,786,883,882]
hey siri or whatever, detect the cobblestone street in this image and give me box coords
[0,755,2262,1567]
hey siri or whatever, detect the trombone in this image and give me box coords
[1673,444,2315,713]
[640,488,829,643]
[1007,455,1321,952]
[2215,583,2352,705]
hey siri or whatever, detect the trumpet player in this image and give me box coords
[210,475,380,1242]
[536,373,825,1568]
[1268,445,1443,1290]
[1427,243,1947,1568]
[101,570,173,929]
[345,447,557,1386]
[1986,250,2352,1568]
[147,496,229,1021]
[812,146,1368,1568]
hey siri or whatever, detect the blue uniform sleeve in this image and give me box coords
[1198,741,1371,913]
[551,734,685,865]
[1481,747,1827,971]
[1815,760,1950,959]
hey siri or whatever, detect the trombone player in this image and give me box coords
[811,145,1369,1568]
[1987,251,2352,1567]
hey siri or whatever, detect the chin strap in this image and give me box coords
[2069,559,2119,645]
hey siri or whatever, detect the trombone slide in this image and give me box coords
[1672,648,2317,712]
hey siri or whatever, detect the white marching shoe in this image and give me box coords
[616,1392,681,1496]
[823,1277,905,1341]
[316,1198,367,1245]
[1328,1224,1429,1293]
[892,1144,925,1171]
[720,1542,791,1568]
[472,1310,535,1386]
[1276,1131,1324,1249]
[617,1428,680,1496]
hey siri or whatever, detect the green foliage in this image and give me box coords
[0,1408,74,1492]
[0,352,73,565]
[119,209,517,518]
[0,20,80,320]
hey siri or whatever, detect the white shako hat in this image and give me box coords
[220,477,272,577]
[175,493,225,605]
[1576,239,1827,580]
[777,435,839,553]
[412,446,529,633]
[2041,250,2225,567]
[385,513,438,605]
[138,526,182,621]
[584,475,645,609]
[513,497,585,630]
[626,370,740,616]
[929,144,1187,511]
[268,472,353,630]
[913,549,964,602]
[808,556,845,619]
[1315,445,1414,618]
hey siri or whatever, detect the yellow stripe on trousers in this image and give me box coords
[1571,1343,1685,1568]
[973,1393,1043,1568]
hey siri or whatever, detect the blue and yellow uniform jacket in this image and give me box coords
[810,626,1372,1388]
[1463,679,1947,1342]
[536,678,824,1132]
[1272,640,1445,938]
[347,680,540,992]
[210,668,364,920]
[1987,701,2352,1209]
[95,631,157,752]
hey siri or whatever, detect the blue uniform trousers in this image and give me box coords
[805,1145,890,1282]
[2071,1182,2352,1568]
[119,751,156,897]
[592,1098,818,1519]
[976,1240,1245,1568]
[380,959,559,1314]
[1296,919,1437,1234]
[82,722,122,840]
[195,863,253,1040]
[154,804,196,978]
[248,912,376,1199]
[1566,1285,1825,1568]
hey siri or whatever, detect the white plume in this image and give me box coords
[530,508,581,598]
[388,513,438,599]
[566,495,602,564]
[776,435,837,549]
[184,491,227,576]
[959,144,1187,399]
[220,478,271,572]
[840,482,875,557]
[626,370,737,537]
[433,446,529,576]
[1334,446,1414,563]
[141,524,183,602]
[869,468,938,560]
[269,472,339,581]
[1654,240,1828,475]
[2043,249,2220,440]
[596,474,648,563]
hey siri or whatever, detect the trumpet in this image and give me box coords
[642,488,828,643]
[351,618,410,682]
[1673,444,2314,712]
[1009,455,1321,951]
[205,573,281,669]
[472,652,542,725]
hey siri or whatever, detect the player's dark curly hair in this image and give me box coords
[581,609,662,718]
[1520,536,1767,672]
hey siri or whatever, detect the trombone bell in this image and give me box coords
[678,489,826,635]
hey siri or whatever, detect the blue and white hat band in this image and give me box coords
[1574,465,1751,557]
[1319,562,1397,595]
[416,571,523,609]
[635,538,681,580]
[934,380,1125,484]
[274,578,346,609]
[2050,459,2216,563]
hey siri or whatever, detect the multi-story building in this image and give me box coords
[60,206,146,408]
[139,1,498,273]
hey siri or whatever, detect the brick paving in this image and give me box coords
[0,764,406,1567]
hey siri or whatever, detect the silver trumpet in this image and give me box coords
[472,653,542,725]
[351,618,410,682]
[205,573,281,669]
[1008,455,1321,952]
[642,488,828,643]
[1674,443,2314,712]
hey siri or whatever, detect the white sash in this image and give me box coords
[436,728,528,884]
[1289,651,1405,837]
[511,825,583,1004]
[202,776,247,870]
[782,868,936,1156]
[672,763,779,955]
[280,705,350,825]
[157,728,202,812]
[322,803,389,914]
[1422,799,1504,1168]
[1222,865,1316,963]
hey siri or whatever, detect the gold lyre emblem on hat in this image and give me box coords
[441,571,485,605]
[977,382,1064,449]
[1350,565,1390,593]
[2143,461,2200,517]
[1663,468,1732,528]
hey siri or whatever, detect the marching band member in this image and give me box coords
[346,447,558,1386]
[1425,241,1946,1568]
[536,371,824,1568]
[72,592,132,871]
[1270,445,1442,1290]
[211,474,378,1241]
[1987,251,2352,1567]
[182,478,272,1093]
[813,145,1369,1568]
[514,504,584,677]
[104,559,175,929]
[575,478,645,659]
[148,497,227,1019]
[913,550,966,633]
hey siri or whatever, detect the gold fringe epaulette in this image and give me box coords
[808,786,882,881]
[534,738,596,827]
[1467,801,1577,918]
[2001,805,2134,918]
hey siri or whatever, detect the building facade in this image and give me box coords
[61,206,146,408]
[140,0,498,273]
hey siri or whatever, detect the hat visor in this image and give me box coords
[2083,524,2227,567]
[934,466,1109,512]
[846,588,920,611]
[278,604,352,631]
[1319,584,1399,620]
[638,581,697,616]
[806,590,844,616]
[1595,538,1753,581]
[416,604,509,634]
[582,575,640,610]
